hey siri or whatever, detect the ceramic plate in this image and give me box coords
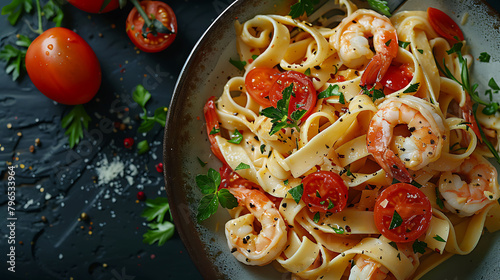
[164,0,500,278]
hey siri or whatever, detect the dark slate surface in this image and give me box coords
[0,1,499,280]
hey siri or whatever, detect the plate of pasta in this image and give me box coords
[164,0,500,279]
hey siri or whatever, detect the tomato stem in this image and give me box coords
[129,0,173,38]
[129,0,153,27]
[34,0,44,34]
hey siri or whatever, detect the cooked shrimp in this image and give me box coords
[438,152,500,216]
[225,187,287,265]
[367,95,446,183]
[331,9,398,85]
[349,255,389,280]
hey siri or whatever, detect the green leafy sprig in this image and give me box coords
[132,84,167,133]
[196,168,238,222]
[361,85,385,102]
[260,83,307,135]
[435,42,500,164]
[142,197,175,246]
[128,0,174,37]
[0,34,31,81]
[61,105,91,148]
[318,84,345,104]
[367,0,391,17]
[289,0,319,18]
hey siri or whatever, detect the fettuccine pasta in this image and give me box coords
[201,1,500,279]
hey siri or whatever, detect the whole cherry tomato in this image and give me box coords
[244,67,281,107]
[126,1,177,52]
[302,171,348,213]
[374,183,432,243]
[427,7,464,42]
[67,0,119,13]
[25,27,102,105]
[269,71,317,121]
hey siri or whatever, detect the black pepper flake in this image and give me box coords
[314,65,321,70]
[231,248,237,253]
[430,139,435,144]
[282,203,287,208]
[409,127,416,132]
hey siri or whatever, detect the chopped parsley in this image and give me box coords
[313,212,320,223]
[132,84,167,133]
[361,85,385,102]
[288,0,319,18]
[228,129,243,144]
[288,184,304,204]
[433,234,446,242]
[435,187,445,209]
[196,168,238,222]
[403,83,420,94]
[367,0,391,17]
[479,52,491,62]
[412,240,427,254]
[389,210,403,230]
[318,84,345,104]
[235,162,250,170]
[229,57,247,71]
[61,105,91,148]
[398,41,410,48]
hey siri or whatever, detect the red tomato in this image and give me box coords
[203,96,227,165]
[269,71,317,120]
[219,164,282,209]
[245,67,280,107]
[25,27,101,105]
[380,64,413,91]
[427,7,464,42]
[302,171,348,213]
[67,0,119,13]
[126,1,177,53]
[374,183,432,243]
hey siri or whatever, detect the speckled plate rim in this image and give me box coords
[164,0,500,279]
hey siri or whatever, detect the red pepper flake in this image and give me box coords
[155,163,163,173]
[124,138,134,149]
[137,191,146,201]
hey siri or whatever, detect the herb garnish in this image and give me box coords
[229,57,247,71]
[142,197,175,246]
[433,234,446,242]
[260,83,307,135]
[412,240,427,254]
[389,210,403,230]
[0,35,31,81]
[132,84,167,133]
[435,42,500,164]
[137,139,150,155]
[403,83,420,93]
[361,85,385,102]
[196,168,238,222]
[313,212,320,223]
[329,225,345,234]
[228,129,243,144]
[289,0,319,18]
[398,41,410,48]
[435,187,445,209]
[235,162,250,170]
[479,52,491,63]
[318,84,345,104]
[367,0,391,17]
[288,184,304,204]
[61,105,91,148]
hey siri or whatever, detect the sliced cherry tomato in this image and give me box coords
[374,183,432,243]
[245,67,281,107]
[203,97,226,164]
[219,165,282,209]
[380,64,413,91]
[427,7,464,42]
[269,71,317,120]
[67,0,119,13]
[25,27,101,105]
[126,1,177,52]
[302,171,348,213]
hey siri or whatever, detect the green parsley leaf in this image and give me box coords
[327,199,335,210]
[228,129,243,144]
[251,54,259,60]
[260,83,304,135]
[43,0,64,27]
[385,39,392,47]
[329,225,345,234]
[289,0,320,18]
[260,144,266,154]
[209,126,220,135]
[315,190,321,198]
[389,241,399,250]
[398,41,410,48]
[15,34,31,47]
[235,162,250,170]
[435,187,444,209]
[483,102,499,115]
[288,184,304,204]
[141,197,171,223]
[197,193,219,222]
[137,139,150,155]
[489,77,500,91]
[143,221,175,246]
[403,83,420,93]
[138,119,155,133]
[389,210,403,230]
[410,180,422,188]
[0,34,31,81]
[61,105,91,148]
[417,49,424,54]
[133,84,151,108]
[412,240,427,254]
[196,168,238,222]
[479,52,491,62]
[229,57,246,71]
[218,188,238,209]
[433,234,446,242]
[361,85,385,102]
[304,68,311,76]
[284,179,289,186]
[1,0,33,25]
[318,84,340,99]
[367,0,391,17]
[313,212,320,223]
[197,157,207,167]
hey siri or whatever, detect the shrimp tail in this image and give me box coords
[360,53,391,86]
[384,149,412,183]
